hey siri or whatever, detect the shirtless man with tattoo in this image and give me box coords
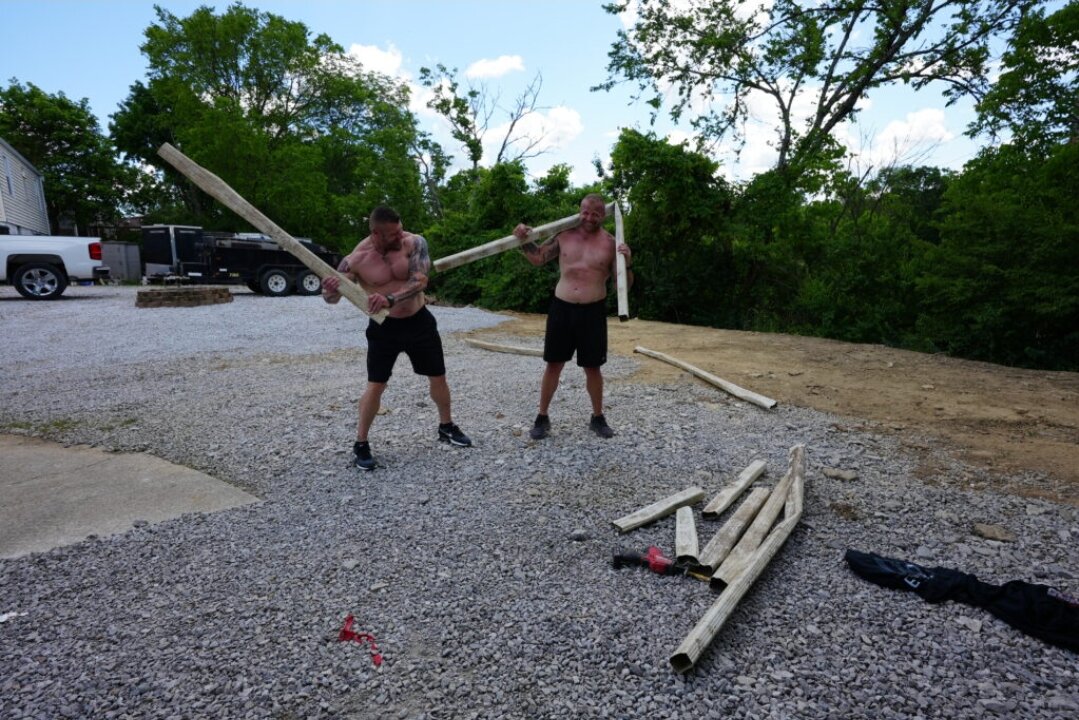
[322,205,471,471]
[513,193,632,439]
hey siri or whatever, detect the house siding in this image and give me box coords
[0,138,50,235]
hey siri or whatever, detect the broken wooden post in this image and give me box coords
[612,486,706,533]
[633,347,777,409]
[697,486,771,571]
[614,203,630,322]
[702,459,767,518]
[675,507,699,564]
[464,338,544,357]
[670,445,805,673]
[710,456,798,589]
[156,143,387,323]
[432,203,615,273]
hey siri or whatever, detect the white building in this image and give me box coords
[0,137,49,235]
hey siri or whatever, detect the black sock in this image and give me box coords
[535,413,549,421]
[439,422,454,430]
[353,440,369,454]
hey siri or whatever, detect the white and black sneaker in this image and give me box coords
[589,414,615,439]
[353,441,376,471]
[438,423,472,447]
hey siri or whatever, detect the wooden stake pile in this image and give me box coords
[611,446,806,672]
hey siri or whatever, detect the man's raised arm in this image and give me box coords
[514,224,560,266]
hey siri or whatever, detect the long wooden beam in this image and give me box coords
[697,486,771,571]
[157,143,387,323]
[612,486,706,533]
[464,338,543,357]
[614,203,630,322]
[670,445,805,673]
[633,346,777,409]
[702,459,767,518]
[432,203,615,273]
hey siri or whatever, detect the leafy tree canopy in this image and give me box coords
[0,79,132,234]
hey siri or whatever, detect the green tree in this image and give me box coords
[111,3,429,246]
[0,80,131,234]
[605,129,735,325]
[971,2,1079,151]
[599,0,1033,179]
[916,143,1079,368]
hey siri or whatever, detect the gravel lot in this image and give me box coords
[1,285,1076,720]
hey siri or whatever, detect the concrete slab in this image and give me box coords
[0,434,259,559]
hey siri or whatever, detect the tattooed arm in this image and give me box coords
[387,234,431,306]
[513,223,561,267]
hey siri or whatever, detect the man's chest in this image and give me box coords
[353,248,410,285]
[560,235,613,269]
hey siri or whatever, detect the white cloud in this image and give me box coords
[347,42,404,78]
[484,105,584,161]
[464,55,525,79]
[847,108,955,170]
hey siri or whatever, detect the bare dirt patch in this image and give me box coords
[468,312,1079,503]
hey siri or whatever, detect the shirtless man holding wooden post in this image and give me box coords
[322,205,471,471]
[513,194,632,439]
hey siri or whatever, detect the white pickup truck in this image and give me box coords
[0,235,110,299]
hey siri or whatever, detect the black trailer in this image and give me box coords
[141,225,343,296]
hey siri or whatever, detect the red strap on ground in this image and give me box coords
[338,614,383,667]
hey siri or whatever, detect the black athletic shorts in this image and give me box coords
[544,296,608,367]
[365,306,446,383]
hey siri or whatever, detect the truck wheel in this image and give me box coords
[296,270,322,295]
[259,268,293,297]
[14,263,68,300]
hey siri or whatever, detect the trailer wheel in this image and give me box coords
[260,269,293,297]
[296,270,322,296]
[14,263,68,300]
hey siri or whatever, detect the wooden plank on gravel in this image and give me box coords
[675,506,699,564]
[710,448,799,589]
[670,445,805,673]
[697,486,771,571]
[464,338,544,357]
[703,459,767,517]
[612,486,706,533]
[633,346,777,409]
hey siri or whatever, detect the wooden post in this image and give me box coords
[432,203,615,273]
[614,203,630,322]
[156,143,387,323]
[464,338,543,357]
[710,447,800,589]
[697,486,771,571]
[675,507,699,564]
[633,346,777,409]
[702,459,767,518]
[669,445,805,673]
[612,486,706,533]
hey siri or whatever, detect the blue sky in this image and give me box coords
[1,0,1029,185]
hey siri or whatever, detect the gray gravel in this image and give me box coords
[1,285,1076,720]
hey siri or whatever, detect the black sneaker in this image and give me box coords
[353,441,376,471]
[529,414,551,440]
[438,423,472,447]
[589,414,615,438]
